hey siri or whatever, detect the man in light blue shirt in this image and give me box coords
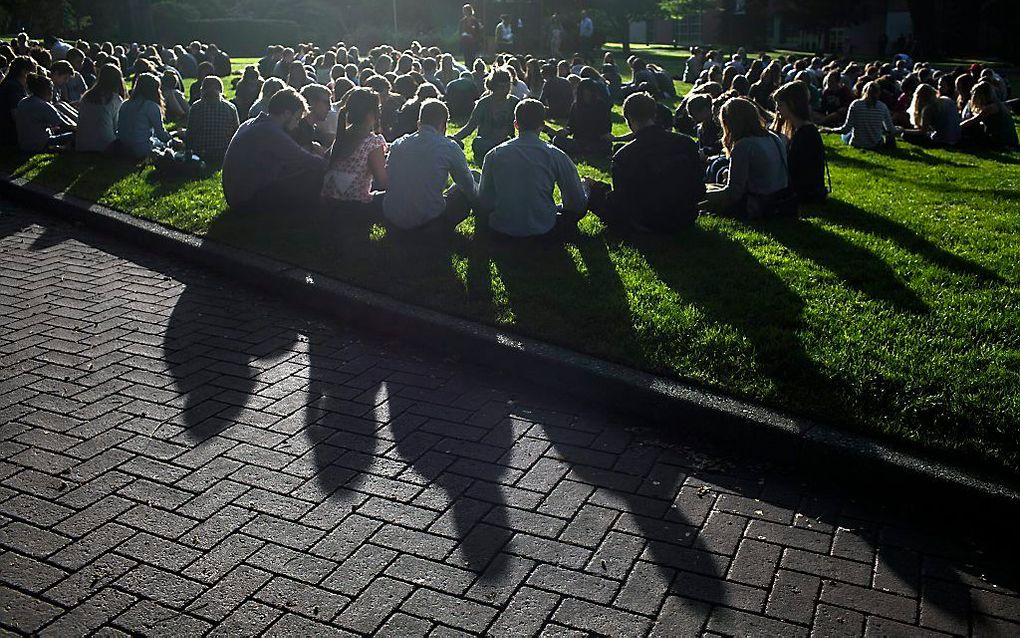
[383,99,478,231]
[478,99,588,238]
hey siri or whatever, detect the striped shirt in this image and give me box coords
[838,99,895,149]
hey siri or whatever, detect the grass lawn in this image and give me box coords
[3,54,1019,478]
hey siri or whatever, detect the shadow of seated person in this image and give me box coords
[221,85,326,216]
[476,98,588,241]
[586,92,705,234]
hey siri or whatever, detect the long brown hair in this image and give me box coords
[719,97,767,155]
[909,84,937,128]
[129,72,164,115]
[81,63,125,105]
[968,81,999,115]
[329,87,381,165]
[773,81,811,140]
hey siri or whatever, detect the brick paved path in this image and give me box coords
[1,199,1019,637]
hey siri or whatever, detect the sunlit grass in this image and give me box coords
[2,55,1019,477]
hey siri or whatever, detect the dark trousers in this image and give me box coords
[484,208,585,242]
[552,134,612,160]
[238,167,324,215]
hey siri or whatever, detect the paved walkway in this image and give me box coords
[0,198,1018,637]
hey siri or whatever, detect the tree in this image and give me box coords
[589,0,664,55]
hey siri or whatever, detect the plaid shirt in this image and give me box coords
[185,97,239,161]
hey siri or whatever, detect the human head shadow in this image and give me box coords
[808,199,1003,284]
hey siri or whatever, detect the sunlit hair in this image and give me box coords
[773,81,811,140]
[719,97,767,155]
[330,87,381,165]
[909,84,937,128]
[861,81,881,108]
[968,81,998,114]
[81,63,125,105]
[484,68,512,95]
[130,72,164,115]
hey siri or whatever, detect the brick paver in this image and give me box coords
[1,198,1019,636]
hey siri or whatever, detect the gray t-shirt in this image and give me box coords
[15,96,63,153]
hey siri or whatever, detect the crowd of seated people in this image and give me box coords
[0,29,1017,242]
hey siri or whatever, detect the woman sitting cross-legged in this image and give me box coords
[774,81,828,205]
[76,63,126,153]
[550,78,613,160]
[451,67,519,162]
[900,83,962,147]
[115,72,174,158]
[320,87,388,214]
[960,81,1019,149]
[822,80,898,150]
[702,97,791,219]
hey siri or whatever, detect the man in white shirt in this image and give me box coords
[579,11,595,59]
[478,99,588,238]
[383,100,478,231]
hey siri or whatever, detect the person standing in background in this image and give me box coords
[459,4,483,68]
[579,11,595,61]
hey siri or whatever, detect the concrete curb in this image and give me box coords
[3,173,1018,518]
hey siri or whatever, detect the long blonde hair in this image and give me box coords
[719,97,767,155]
[968,81,998,115]
[909,83,937,128]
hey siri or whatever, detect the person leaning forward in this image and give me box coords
[221,87,326,214]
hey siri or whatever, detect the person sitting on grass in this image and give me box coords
[321,87,388,213]
[288,83,332,153]
[620,57,657,99]
[160,69,189,124]
[444,70,481,120]
[900,83,962,148]
[395,82,440,141]
[15,73,75,153]
[232,65,263,122]
[184,76,239,163]
[115,72,173,158]
[76,63,126,153]
[586,92,703,233]
[51,59,86,105]
[383,99,478,231]
[774,81,827,205]
[538,63,572,121]
[189,61,214,104]
[823,81,897,150]
[478,98,588,239]
[702,97,789,218]
[960,81,1019,149]
[0,56,37,147]
[221,87,326,214]
[248,77,286,119]
[453,68,519,161]
[551,77,612,159]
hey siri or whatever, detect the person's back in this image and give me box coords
[16,94,62,153]
[117,96,166,157]
[840,96,894,149]
[479,99,587,237]
[0,71,29,146]
[225,115,324,210]
[613,125,704,230]
[928,96,961,146]
[383,100,478,230]
[788,124,826,204]
[540,75,572,120]
[186,84,240,162]
[445,75,479,119]
[76,94,122,152]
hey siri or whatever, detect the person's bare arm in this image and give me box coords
[368,146,388,190]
